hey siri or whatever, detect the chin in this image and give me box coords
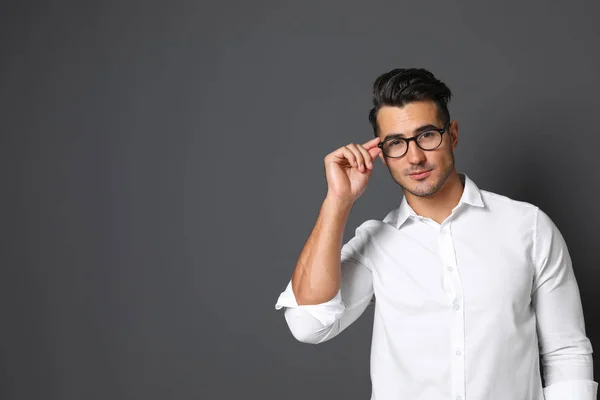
[411,185,439,197]
[402,176,442,197]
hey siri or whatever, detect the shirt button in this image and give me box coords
[447,266,454,272]
[456,396,462,400]
[453,304,461,311]
[456,350,462,356]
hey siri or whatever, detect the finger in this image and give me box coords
[355,143,375,170]
[331,146,358,168]
[368,146,382,161]
[346,144,367,172]
[361,136,382,150]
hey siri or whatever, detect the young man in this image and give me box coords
[274,68,596,399]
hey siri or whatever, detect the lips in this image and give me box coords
[408,169,432,180]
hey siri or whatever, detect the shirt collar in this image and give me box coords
[394,173,485,229]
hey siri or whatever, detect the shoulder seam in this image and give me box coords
[481,190,537,209]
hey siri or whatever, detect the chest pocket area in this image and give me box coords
[370,254,448,314]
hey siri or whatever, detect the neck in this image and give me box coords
[404,171,464,224]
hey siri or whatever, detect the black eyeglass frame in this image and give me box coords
[377,120,451,158]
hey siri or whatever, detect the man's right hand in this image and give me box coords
[324,136,382,204]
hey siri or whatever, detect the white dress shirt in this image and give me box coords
[275,173,596,400]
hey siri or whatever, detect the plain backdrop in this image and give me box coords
[1,0,599,399]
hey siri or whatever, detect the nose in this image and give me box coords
[405,140,426,164]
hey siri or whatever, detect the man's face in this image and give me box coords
[376,101,458,198]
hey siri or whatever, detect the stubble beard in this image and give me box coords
[396,151,455,198]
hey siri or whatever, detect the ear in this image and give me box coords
[450,120,459,150]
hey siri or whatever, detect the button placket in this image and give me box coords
[439,222,465,400]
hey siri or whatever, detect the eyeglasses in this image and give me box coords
[377,120,451,158]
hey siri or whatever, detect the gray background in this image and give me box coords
[1,0,599,399]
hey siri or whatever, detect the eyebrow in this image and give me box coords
[382,124,440,141]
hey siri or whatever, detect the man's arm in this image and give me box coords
[291,195,353,306]
[275,196,374,344]
[532,208,597,399]
[275,137,381,344]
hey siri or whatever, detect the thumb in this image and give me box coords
[368,146,382,160]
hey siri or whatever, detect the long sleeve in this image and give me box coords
[274,227,375,344]
[531,208,597,399]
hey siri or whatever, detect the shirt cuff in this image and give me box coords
[275,280,345,326]
[543,379,598,400]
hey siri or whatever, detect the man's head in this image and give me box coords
[368,68,459,198]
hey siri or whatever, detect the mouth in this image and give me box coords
[408,169,432,180]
